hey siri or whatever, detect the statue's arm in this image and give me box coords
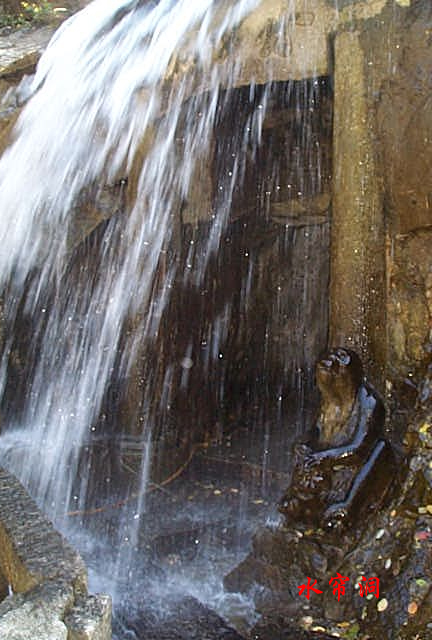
[323,439,395,528]
[306,388,384,467]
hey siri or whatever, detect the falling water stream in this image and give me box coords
[0,0,331,636]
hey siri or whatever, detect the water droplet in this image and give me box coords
[180,357,193,369]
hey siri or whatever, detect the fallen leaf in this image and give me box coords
[415,578,428,588]
[377,598,388,612]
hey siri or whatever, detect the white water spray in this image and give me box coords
[0,0,267,518]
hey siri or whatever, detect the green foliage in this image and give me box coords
[0,1,55,29]
[341,622,360,639]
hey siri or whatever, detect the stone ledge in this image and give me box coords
[0,466,111,639]
[0,466,87,594]
[65,594,112,640]
[0,25,55,78]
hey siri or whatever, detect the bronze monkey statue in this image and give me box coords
[279,348,397,531]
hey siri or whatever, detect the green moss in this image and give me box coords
[0,1,55,29]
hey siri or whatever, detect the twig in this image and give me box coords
[197,452,289,480]
[63,441,208,518]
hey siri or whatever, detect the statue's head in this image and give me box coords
[316,347,363,400]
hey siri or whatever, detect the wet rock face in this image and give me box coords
[279,348,396,531]
[0,566,7,603]
[366,0,432,379]
[113,595,246,640]
[389,228,432,377]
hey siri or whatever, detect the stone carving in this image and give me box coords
[279,347,396,530]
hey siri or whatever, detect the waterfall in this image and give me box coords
[0,0,333,632]
[0,0,265,516]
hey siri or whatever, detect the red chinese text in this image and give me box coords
[358,576,380,598]
[329,572,350,601]
[298,577,323,600]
